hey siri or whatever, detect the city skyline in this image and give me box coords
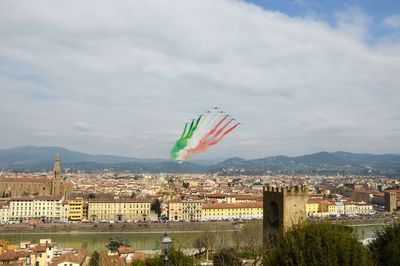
[1,0,400,159]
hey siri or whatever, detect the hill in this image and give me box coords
[0,146,399,176]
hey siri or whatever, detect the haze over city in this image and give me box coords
[1,0,400,159]
[1,2,400,265]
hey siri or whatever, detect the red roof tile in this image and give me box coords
[203,202,262,209]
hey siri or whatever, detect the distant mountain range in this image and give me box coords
[0,146,399,176]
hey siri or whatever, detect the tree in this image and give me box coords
[213,248,242,266]
[151,198,161,217]
[88,193,96,199]
[264,221,373,266]
[88,250,99,266]
[240,222,263,265]
[194,230,215,261]
[106,237,130,252]
[143,247,195,266]
[369,222,400,266]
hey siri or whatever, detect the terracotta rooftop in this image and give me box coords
[33,245,48,253]
[11,196,61,201]
[0,250,18,261]
[89,199,150,203]
[307,199,334,205]
[99,252,128,266]
[49,251,87,266]
[0,178,51,184]
[205,193,228,198]
[203,202,263,209]
[118,246,135,254]
[234,195,262,201]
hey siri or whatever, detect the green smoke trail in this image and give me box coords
[179,123,188,141]
[187,115,202,139]
[170,116,202,160]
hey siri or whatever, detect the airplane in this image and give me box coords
[212,107,219,110]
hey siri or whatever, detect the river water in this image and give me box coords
[0,224,383,254]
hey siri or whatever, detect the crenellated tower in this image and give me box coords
[263,186,308,242]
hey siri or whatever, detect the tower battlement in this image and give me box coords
[263,185,308,195]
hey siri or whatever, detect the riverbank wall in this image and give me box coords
[0,216,396,234]
[0,221,241,234]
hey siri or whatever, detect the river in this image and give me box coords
[0,224,383,254]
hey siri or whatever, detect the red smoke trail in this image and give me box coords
[187,115,229,154]
[207,123,240,146]
[183,122,240,159]
[203,115,229,140]
[210,119,233,140]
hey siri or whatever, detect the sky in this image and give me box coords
[0,0,400,159]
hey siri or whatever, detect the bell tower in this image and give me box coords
[51,153,63,197]
[53,153,61,179]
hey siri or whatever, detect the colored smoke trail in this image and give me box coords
[170,108,240,161]
[211,119,233,139]
[207,123,240,146]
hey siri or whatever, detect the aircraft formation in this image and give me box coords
[170,107,240,161]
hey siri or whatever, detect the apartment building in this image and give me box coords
[182,200,203,221]
[68,198,84,221]
[88,199,151,222]
[168,199,203,221]
[202,202,263,221]
[8,196,62,222]
[168,199,182,221]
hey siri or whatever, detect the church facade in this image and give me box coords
[0,154,72,198]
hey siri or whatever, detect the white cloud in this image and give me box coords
[0,0,399,159]
[383,14,400,29]
[334,7,372,41]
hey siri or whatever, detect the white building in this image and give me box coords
[9,196,62,222]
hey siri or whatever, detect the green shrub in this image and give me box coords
[143,247,194,266]
[213,248,242,266]
[369,222,400,266]
[264,221,373,266]
[88,250,99,266]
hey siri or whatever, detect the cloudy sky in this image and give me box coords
[1,0,400,159]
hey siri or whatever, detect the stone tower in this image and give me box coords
[53,153,61,179]
[263,186,308,241]
[384,191,397,212]
[50,153,72,198]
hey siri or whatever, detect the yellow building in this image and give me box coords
[358,203,373,214]
[328,204,337,214]
[68,198,84,221]
[344,202,358,215]
[88,199,151,222]
[306,199,334,217]
[182,200,203,221]
[0,240,9,252]
[306,200,319,216]
[202,202,263,221]
[168,199,182,221]
[0,203,9,224]
[168,199,203,221]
